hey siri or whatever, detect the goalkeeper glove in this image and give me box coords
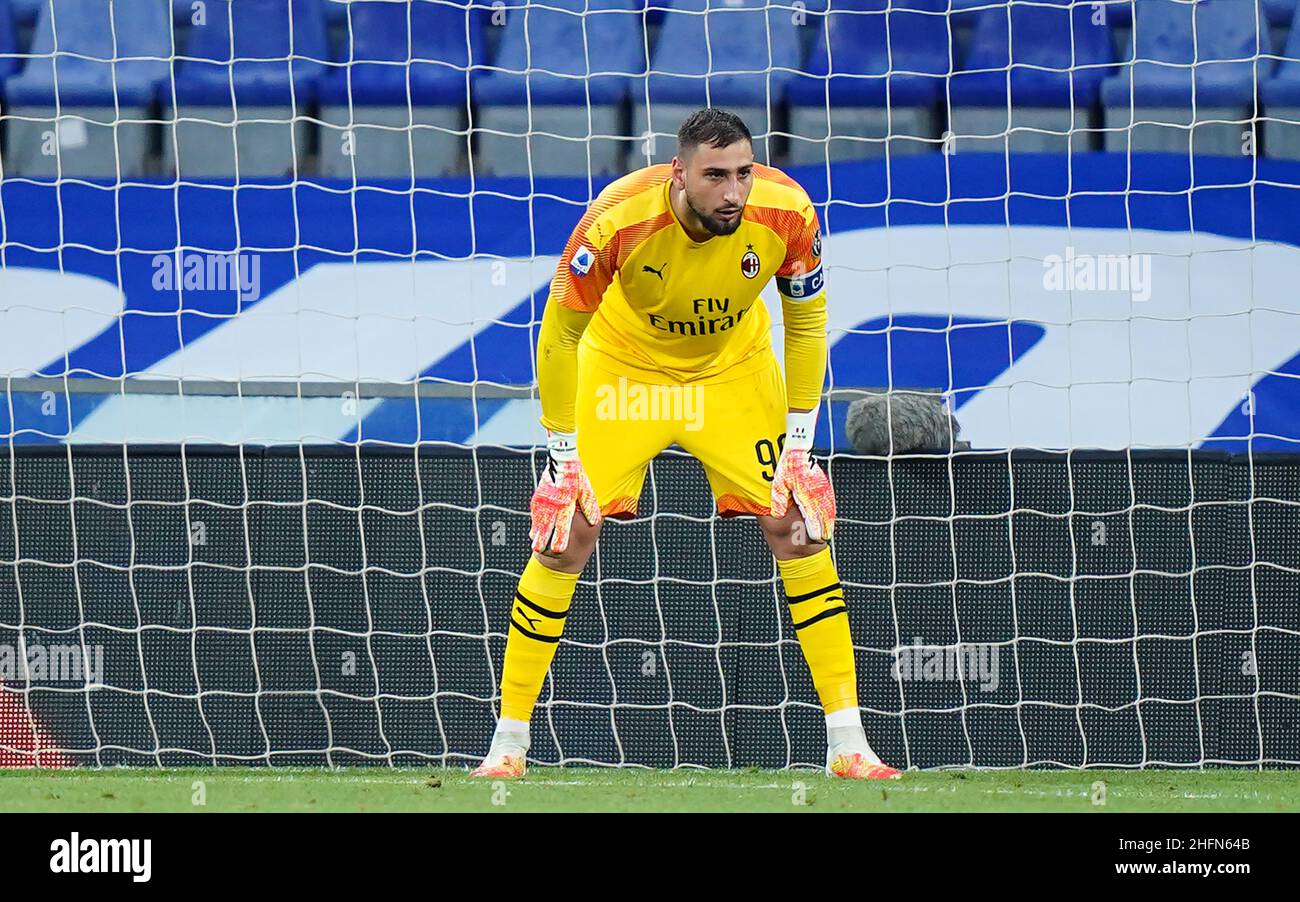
[770,410,837,542]
[530,430,602,554]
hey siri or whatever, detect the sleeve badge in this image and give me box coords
[570,245,595,277]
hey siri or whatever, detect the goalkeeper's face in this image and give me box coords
[678,141,754,237]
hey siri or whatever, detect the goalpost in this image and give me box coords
[0,0,1298,771]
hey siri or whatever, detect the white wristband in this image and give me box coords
[546,430,579,462]
[784,410,817,451]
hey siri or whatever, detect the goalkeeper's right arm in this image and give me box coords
[536,298,592,435]
[533,177,620,553]
[530,298,601,554]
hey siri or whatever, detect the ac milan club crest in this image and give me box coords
[740,246,761,279]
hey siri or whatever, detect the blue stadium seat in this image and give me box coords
[165,0,329,177]
[787,0,953,108]
[9,0,42,26]
[315,0,486,178]
[785,0,952,163]
[319,0,423,27]
[473,0,643,106]
[631,0,807,166]
[324,0,349,25]
[6,0,172,106]
[1262,0,1300,157]
[3,0,171,176]
[949,0,1118,108]
[318,0,484,106]
[1267,0,1298,25]
[13,0,248,29]
[171,0,329,106]
[1100,0,1273,154]
[964,1,1291,29]
[1263,0,1300,106]
[0,0,18,83]
[1099,0,1133,26]
[474,0,645,175]
[1100,0,1271,110]
[644,0,804,108]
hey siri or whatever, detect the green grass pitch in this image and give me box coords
[3,767,1298,812]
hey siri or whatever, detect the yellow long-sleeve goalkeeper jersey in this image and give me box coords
[537,162,827,433]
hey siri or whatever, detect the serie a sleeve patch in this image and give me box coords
[570,245,595,277]
[776,263,824,301]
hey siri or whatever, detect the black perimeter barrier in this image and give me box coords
[1,445,1297,770]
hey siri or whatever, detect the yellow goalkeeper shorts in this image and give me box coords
[574,343,789,520]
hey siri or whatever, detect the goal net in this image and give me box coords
[1,0,1298,770]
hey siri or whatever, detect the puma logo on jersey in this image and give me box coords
[642,262,668,281]
[516,609,541,630]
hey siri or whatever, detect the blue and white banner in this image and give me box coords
[3,152,1300,451]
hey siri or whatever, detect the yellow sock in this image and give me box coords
[499,556,578,722]
[777,546,858,714]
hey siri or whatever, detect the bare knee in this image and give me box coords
[758,508,827,561]
[534,512,603,573]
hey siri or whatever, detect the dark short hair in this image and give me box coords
[677,109,752,155]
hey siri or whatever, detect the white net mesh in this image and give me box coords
[0,0,1298,769]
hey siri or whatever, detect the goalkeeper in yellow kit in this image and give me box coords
[473,109,901,780]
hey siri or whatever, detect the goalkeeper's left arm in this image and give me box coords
[529,211,617,554]
[781,292,828,417]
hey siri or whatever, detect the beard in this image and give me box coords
[686,192,743,236]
